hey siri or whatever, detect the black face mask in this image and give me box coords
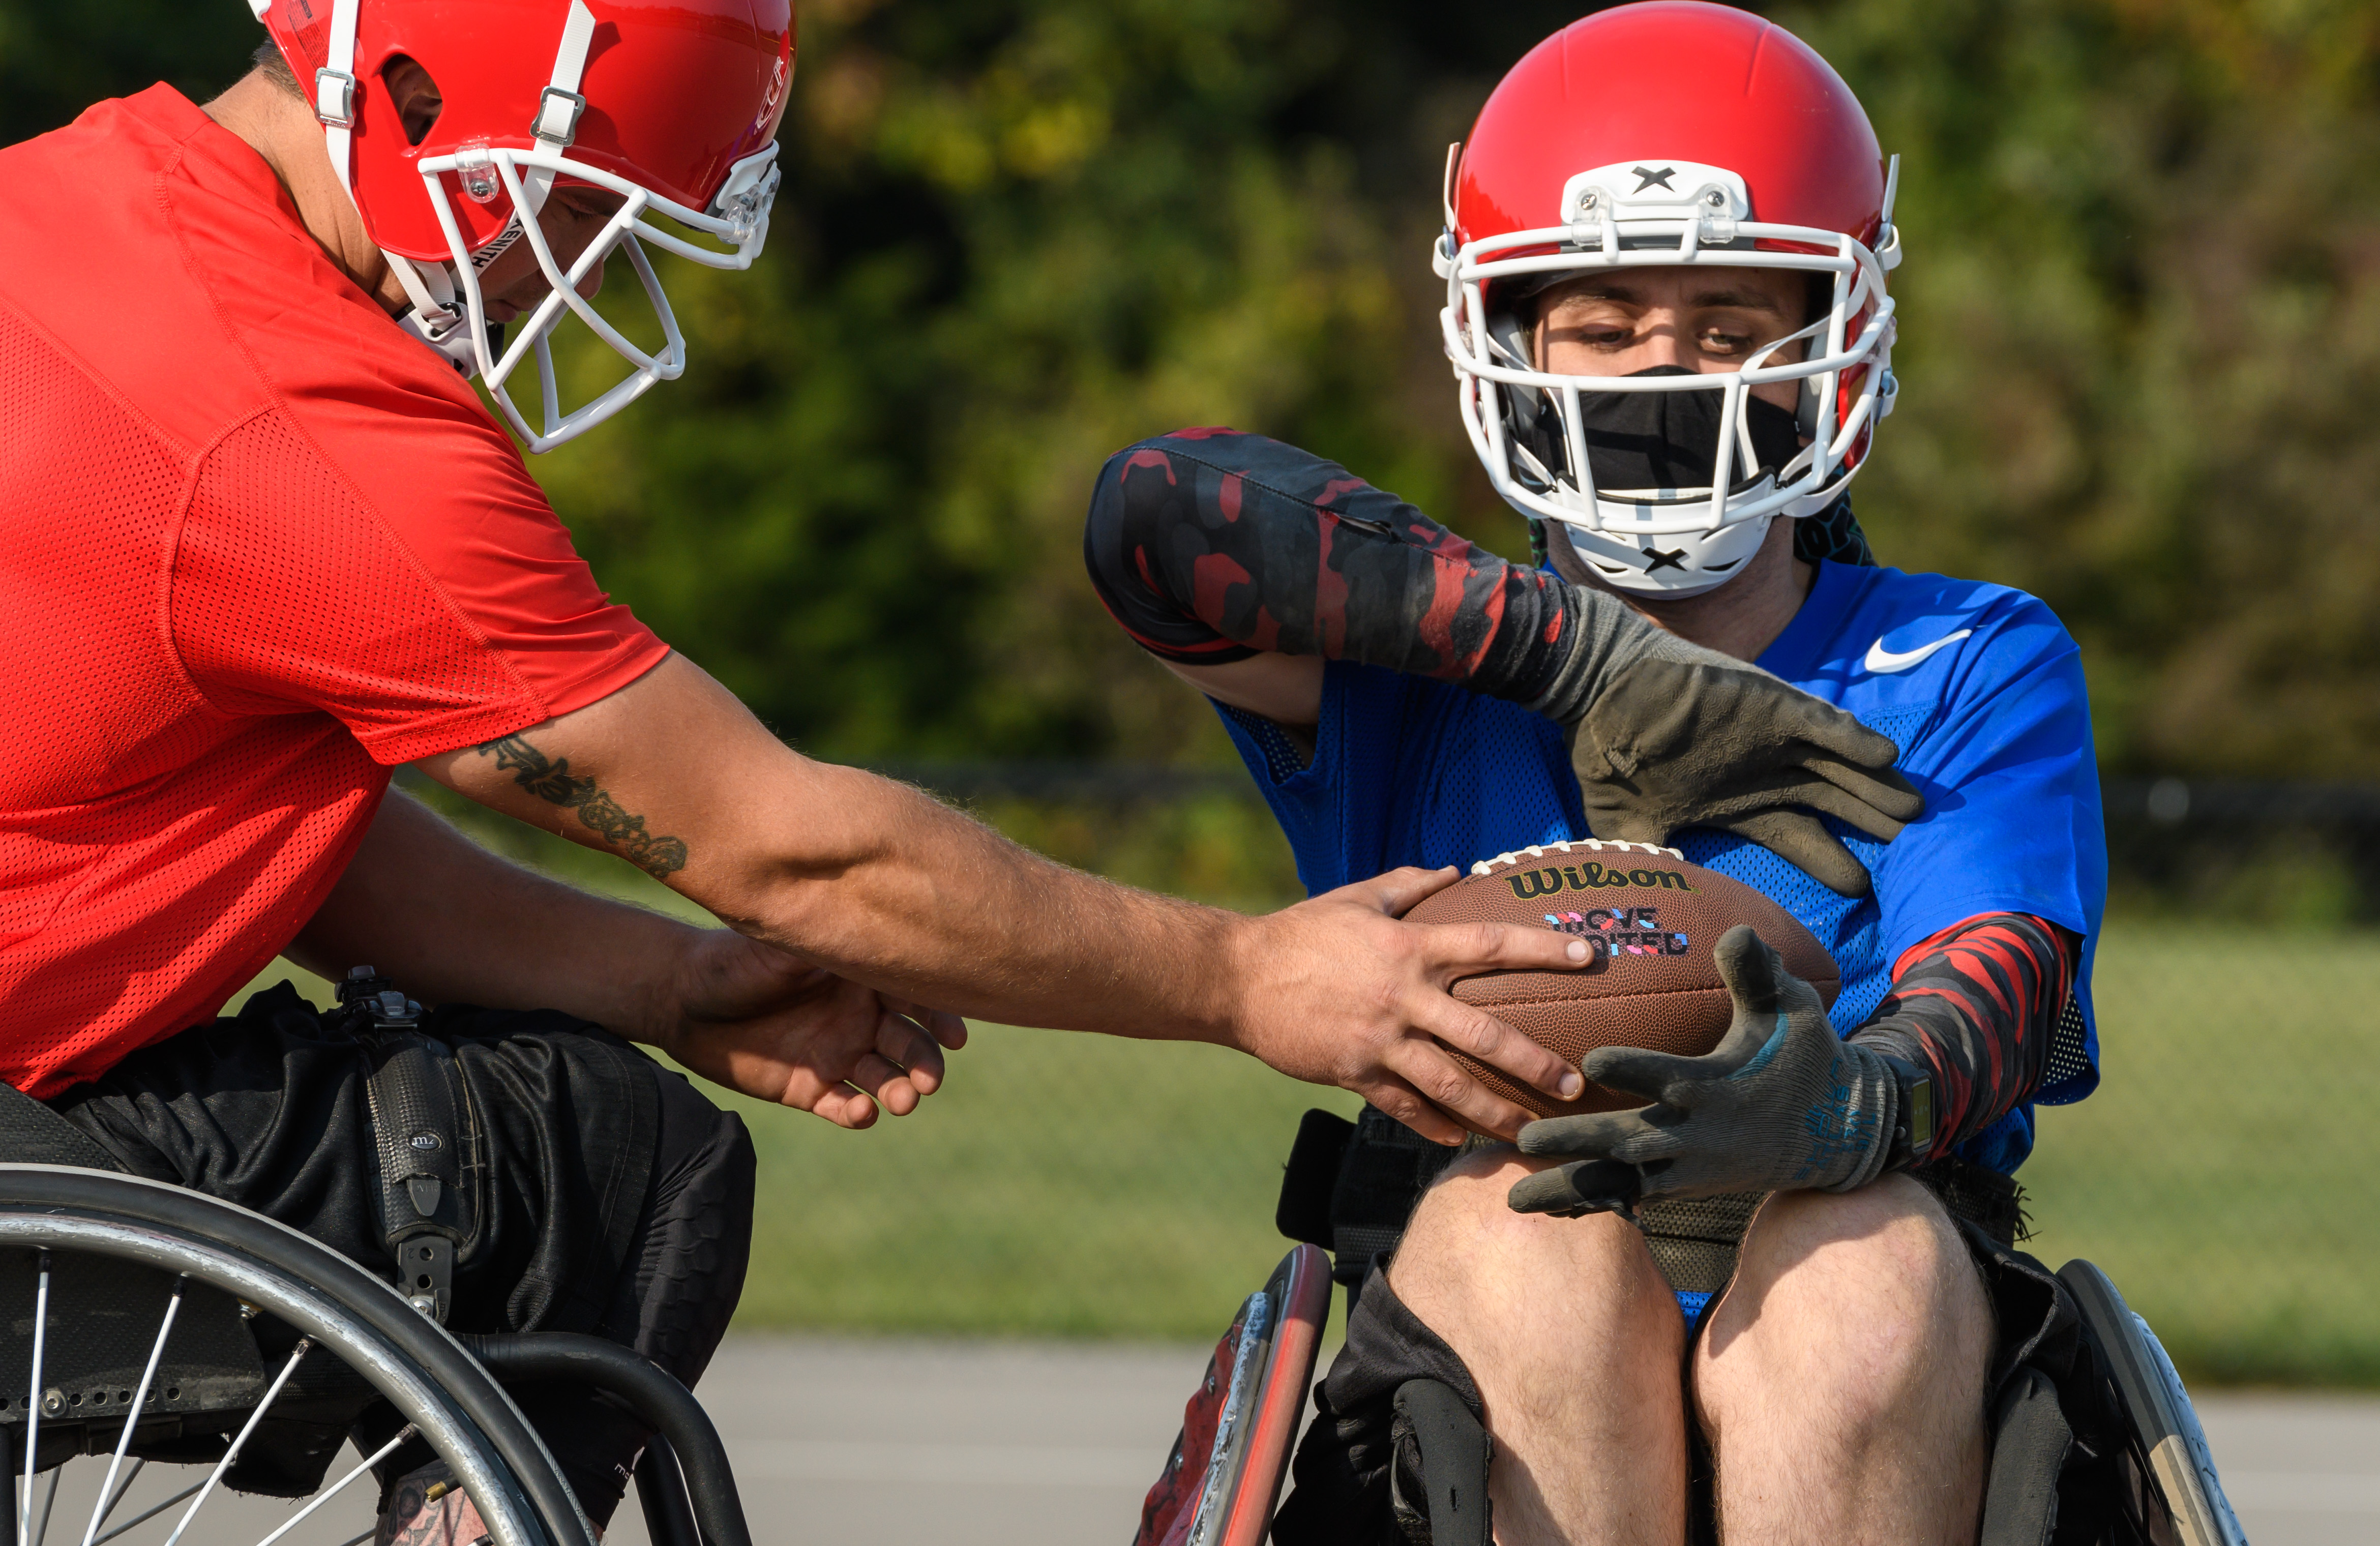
[1504,362,1805,497]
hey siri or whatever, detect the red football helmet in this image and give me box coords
[252,0,794,451]
[1437,2,1900,594]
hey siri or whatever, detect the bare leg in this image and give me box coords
[1693,1175,1992,1546]
[1388,1148,1688,1546]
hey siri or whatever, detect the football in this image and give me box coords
[1405,840,1841,1119]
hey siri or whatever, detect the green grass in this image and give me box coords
[2020,923,2380,1385]
[729,1027,1356,1336]
[239,793,2380,1377]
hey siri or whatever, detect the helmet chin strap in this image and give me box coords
[306,0,473,366]
[521,1,600,216]
[302,0,600,378]
[385,256,484,374]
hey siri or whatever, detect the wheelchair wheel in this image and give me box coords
[1135,1244,1332,1546]
[2060,1259,2247,1546]
[0,1164,597,1546]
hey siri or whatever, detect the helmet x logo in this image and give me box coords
[1643,548,1690,572]
[1630,165,1678,193]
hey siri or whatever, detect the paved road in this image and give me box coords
[607,1339,1199,1546]
[2198,1393,2380,1545]
[594,1336,2376,1546]
[27,1337,2372,1546]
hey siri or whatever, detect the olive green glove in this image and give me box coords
[1526,590,1924,898]
[1506,926,1918,1218]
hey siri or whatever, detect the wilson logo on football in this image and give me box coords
[1541,905,1690,958]
[1504,861,1696,899]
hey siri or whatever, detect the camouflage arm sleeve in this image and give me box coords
[1082,427,1579,702]
[1850,913,2079,1155]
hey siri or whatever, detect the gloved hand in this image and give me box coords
[1505,926,1911,1218]
[1526,597,1924,898]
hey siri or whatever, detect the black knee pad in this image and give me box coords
[1271,1263,1488,1546]
[502,1068,755,1525]
[604,1067,757,1388]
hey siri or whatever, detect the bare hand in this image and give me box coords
[655,928,968,1129]
[1228,868,1590,1144]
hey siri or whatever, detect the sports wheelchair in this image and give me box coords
[0,1164,745,1546]
[1138,1184,2251,1545]
[0,1163,2245,1546]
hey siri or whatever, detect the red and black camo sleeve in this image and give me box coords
[1849,913,2079,1153]
[1082,428,1580,703]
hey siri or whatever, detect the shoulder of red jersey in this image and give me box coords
[0,84,509,475]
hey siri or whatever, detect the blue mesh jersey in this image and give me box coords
[1217,558,2107,1175]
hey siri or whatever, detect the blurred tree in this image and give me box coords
[531,0,1571,764]
[0,1,256,144]
[5,0,2376,778]
[1787,0,2380,778]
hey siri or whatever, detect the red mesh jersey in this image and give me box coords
[0,87,670,1096]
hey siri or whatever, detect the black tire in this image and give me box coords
[0,1163,596,1546]
[2059,1259,2247,1546]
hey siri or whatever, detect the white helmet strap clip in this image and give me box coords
[532,4,598,150]
[314,0,364,176]
[521,2,599,213]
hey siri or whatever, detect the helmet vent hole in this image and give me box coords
[383,55,445,147]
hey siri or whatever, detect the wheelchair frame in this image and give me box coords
[1147,1245,2250,1546]
[0,1162,2248,1546]
[0,1165,746,1546]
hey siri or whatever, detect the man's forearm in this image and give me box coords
[412,658,1252,1045]
[287,784,703,1038]
[411,656,1601,1140]
[697,760,1248,1042]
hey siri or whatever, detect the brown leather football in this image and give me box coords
[1405,839,1841,1119]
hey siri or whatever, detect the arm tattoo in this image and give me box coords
[473,734,690,879]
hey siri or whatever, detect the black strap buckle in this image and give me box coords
[347,968,479,1322]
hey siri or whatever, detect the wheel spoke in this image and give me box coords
[88,1463,141,1541]
[20,1250,50,1546]
[247,1427,414,1546]
[87,1481,203,1546]
[27,1469,57,1546]
[159,1339,311,1546]
[82,1281,184,1546]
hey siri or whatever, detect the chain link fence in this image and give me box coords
[239,770,2380,1382]
[2025,779,2380,1384]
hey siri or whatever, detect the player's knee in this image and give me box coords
[622,1070,758,1385]
[1396,1145,1566,1266]
[1390,1147,1668,1329]
[1738,1176,1978,1326]
[1702,1177,1988,1430]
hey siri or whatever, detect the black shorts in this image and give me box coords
[1272,1165,2077,1546]
[44,982,756,1524]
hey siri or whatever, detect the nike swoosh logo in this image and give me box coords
[1864,629,1973,674]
